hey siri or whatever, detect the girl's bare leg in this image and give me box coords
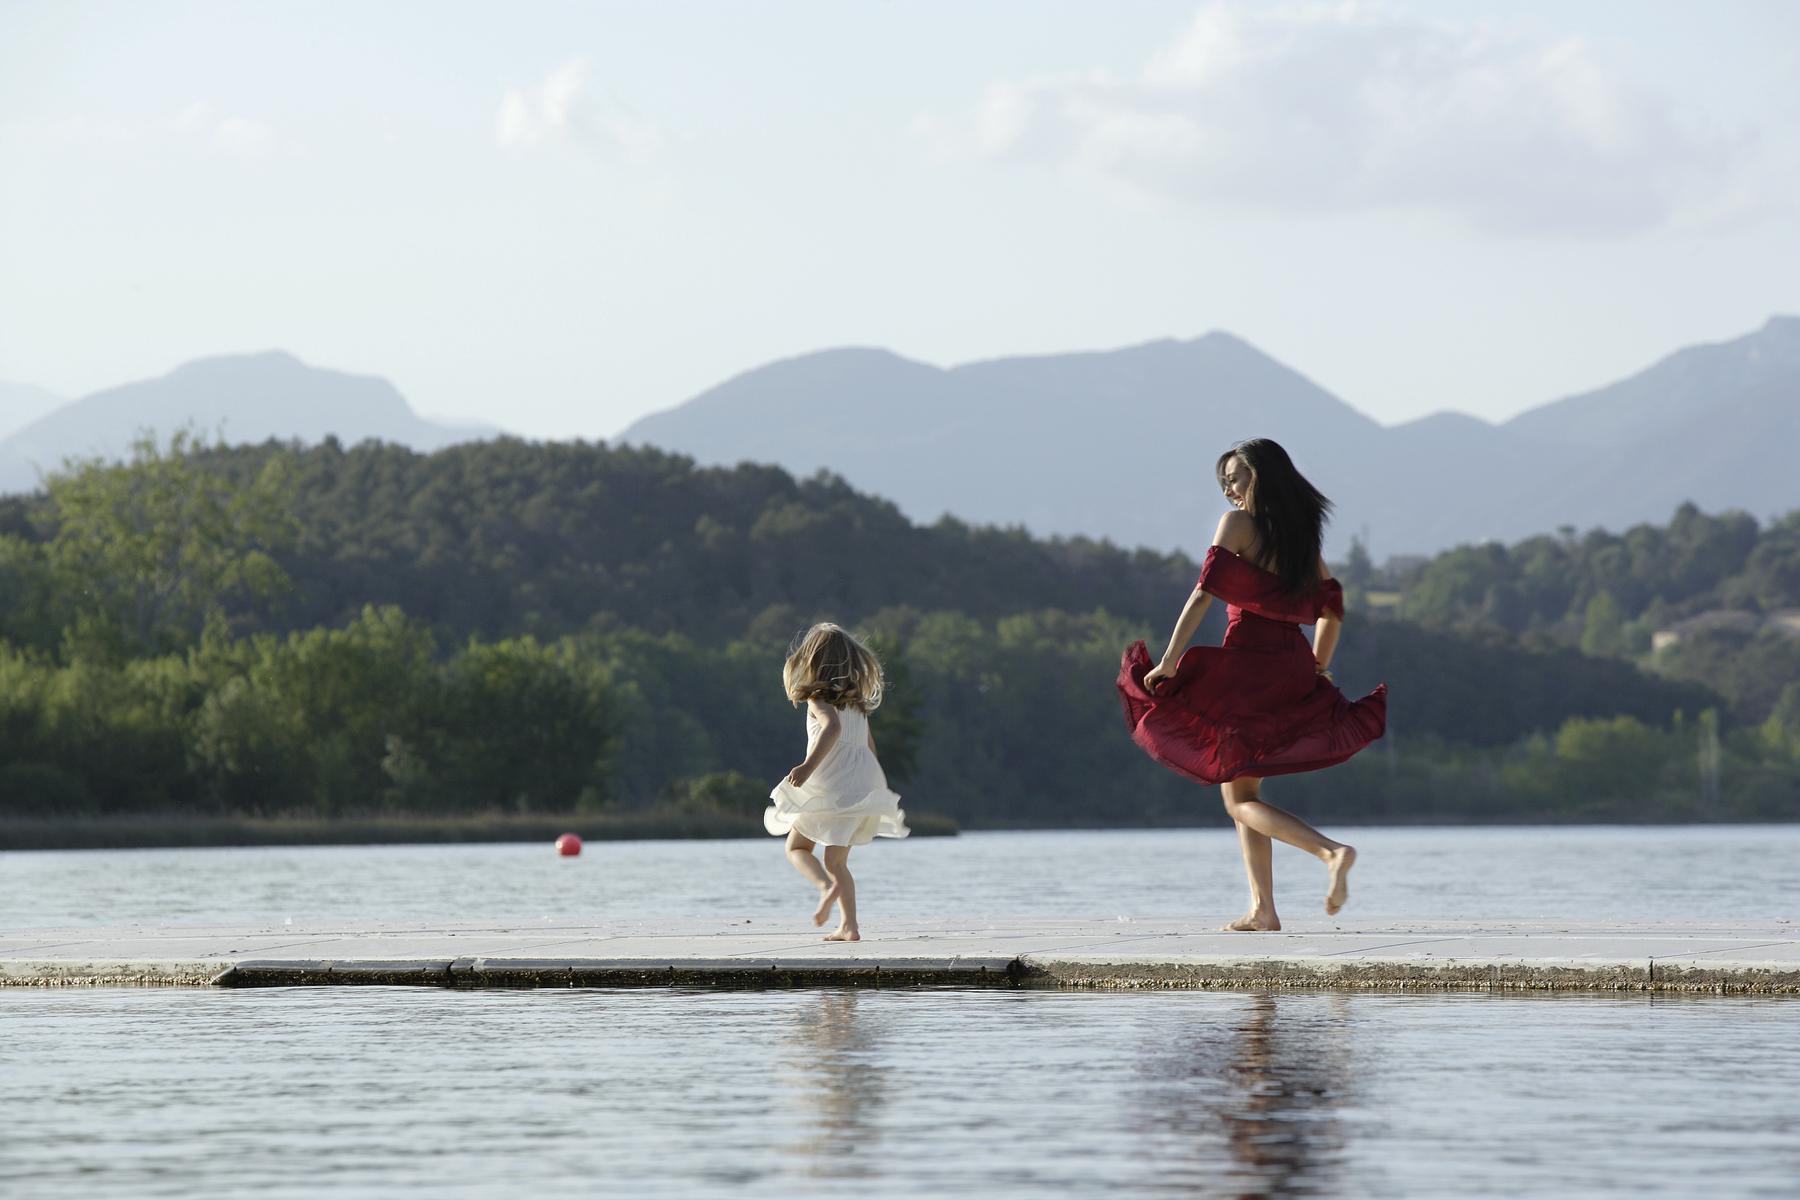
[820,845,859,941]
[786,830,835,923]
[1220,777,1357,921]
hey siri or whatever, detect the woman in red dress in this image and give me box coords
[1118,438,1387,931]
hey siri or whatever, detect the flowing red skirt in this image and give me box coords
[1118,631,1387,786]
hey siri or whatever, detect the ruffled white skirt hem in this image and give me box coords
[764,781,909,847]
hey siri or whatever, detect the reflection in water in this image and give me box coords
[7,988,1799,1198]
[1136,994,1354,1197]
[776,990,887,1177]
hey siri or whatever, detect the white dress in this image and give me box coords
[765,705,909,847]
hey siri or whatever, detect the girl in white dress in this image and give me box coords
[766,623,908,941]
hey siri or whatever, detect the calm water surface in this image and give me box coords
[5,828,1798,1197]
[4,987,1797,1198]
[4,825,1799,928]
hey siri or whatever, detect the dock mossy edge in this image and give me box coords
[1019,955,1800,993]
[209,956,1024,989]
[182,955,1800,994]
[9,920,1798,994]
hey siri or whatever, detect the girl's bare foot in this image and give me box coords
[1221,910,1280,932]
[1324,845,1356,915]
[812,883,839,927]
[824,925,860,942]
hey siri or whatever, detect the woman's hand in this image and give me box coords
[1142,660,1178,694]
[786,763,814,787]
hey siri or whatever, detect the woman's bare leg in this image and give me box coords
[820,845,859,941]
[1221,779,1280,931]
[786,829,835,923]
[1220,777,1357,920]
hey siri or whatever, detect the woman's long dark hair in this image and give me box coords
[1215,438,1332,596]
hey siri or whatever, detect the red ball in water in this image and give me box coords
[555,832,582,857]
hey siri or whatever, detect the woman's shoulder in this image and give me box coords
[1207,511,1279,575]
[1211,509,1256,553]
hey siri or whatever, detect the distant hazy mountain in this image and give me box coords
[0,352,502,495]
[1508,316,1800,447]
[624,333,1394,557]
[0,381,66,441]
[1501,317,1800,539]
[621,318,1799,558]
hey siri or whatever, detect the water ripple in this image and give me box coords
[4,988,1798,1198]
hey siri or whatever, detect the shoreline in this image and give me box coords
[2,810,1792,852]
[0,809,961,852]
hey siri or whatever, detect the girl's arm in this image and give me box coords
[786,699,842,786]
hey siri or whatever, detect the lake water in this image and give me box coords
[5,825,1800,929]
[5,986,1798,1198]
[4,828,1799,1197]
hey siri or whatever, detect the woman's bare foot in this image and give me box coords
[824,925,861,942]
[812,882,839,927]
[1324,845,1356,915]
[1221,910,1280,932]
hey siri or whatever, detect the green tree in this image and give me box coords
[42,432,296,656]
[0,534,56,650]
[1339,536,1374,610]
[1579,592,1627,657]
[1553,714,1667,801]
[418,637,618,813]
[0,644,199,815]
[1760,683,1800,764]
[862,631,924,784]
[1741,513,1800,609]
[662,770,767,816]
[189,606,436,814]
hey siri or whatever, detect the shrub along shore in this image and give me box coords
[0,807,961,852]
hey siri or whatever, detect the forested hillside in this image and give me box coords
[1365,502,1800,723]
[0,436,1197,642]
[1,437,1793,836]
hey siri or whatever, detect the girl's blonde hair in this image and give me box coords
[783,622,884,713]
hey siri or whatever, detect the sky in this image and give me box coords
[1,0,1797,439]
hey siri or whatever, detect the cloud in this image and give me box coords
[19,103,290,159]
[172,103,274,156]
[920,2,1756,236]
[495,58,664,161]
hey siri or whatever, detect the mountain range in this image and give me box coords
[0,381,66,442]
[0,352,498,495]
[621,317,1800,558]
[5,319,1794,557]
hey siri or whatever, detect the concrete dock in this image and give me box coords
[4,917,1798,992]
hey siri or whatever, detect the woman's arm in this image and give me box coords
[1143,587,1214,692]
[1312,554,1340,676]
[1312,614,1341,674]
[786,699,842,786]
[1143,513,1245,691]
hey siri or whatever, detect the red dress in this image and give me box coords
[1118,546,1388,785]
